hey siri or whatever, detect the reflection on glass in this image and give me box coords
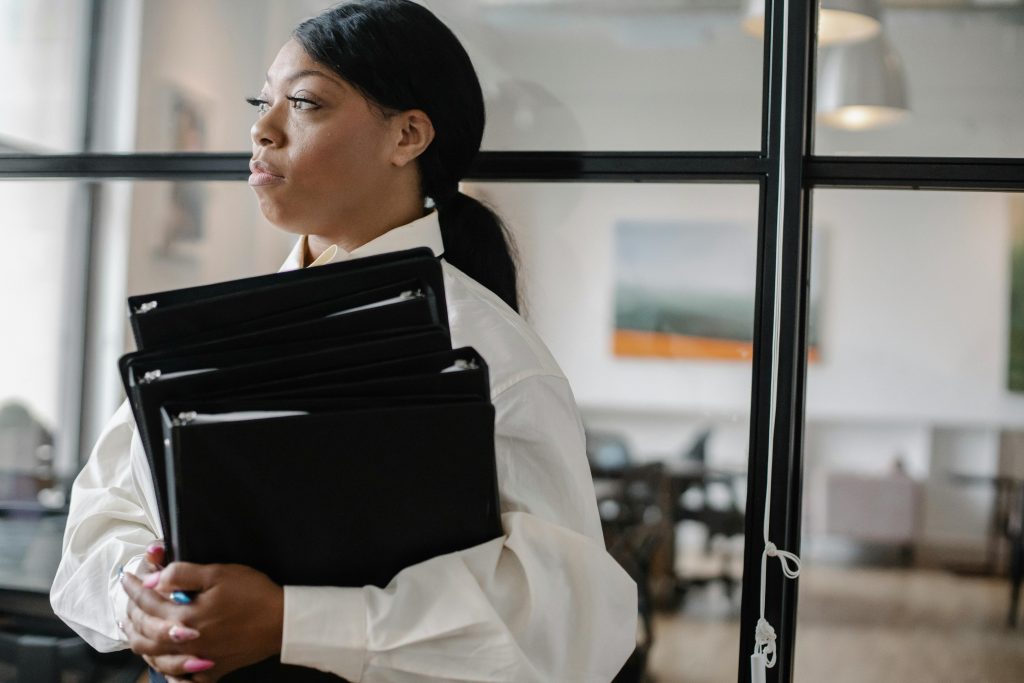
[111,0,764,153]
[796,191,1024,681]
[814,6,1024,156]
[468,182,758,681]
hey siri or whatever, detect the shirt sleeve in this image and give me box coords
[49,399,163,652]
[280,374,639,682]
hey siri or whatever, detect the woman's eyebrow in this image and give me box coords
[265,69,344,88]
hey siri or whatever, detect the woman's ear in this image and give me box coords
[390,109,435,167]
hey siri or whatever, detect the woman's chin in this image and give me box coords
[267,221,307,237]
[254,202,303,236]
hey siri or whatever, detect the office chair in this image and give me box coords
[673,430,745,595]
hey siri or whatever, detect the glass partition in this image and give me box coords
[795,190,1024,681]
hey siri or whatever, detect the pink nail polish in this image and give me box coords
[142,571,160,589]
[169,625,200,642]
[184,658,216,673]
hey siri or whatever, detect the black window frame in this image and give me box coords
[2,2,1023,681]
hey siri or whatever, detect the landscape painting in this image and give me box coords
[613,220,821,361]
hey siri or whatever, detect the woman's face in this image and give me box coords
[249,39,400,237]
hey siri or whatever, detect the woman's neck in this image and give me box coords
[304,189,425,264]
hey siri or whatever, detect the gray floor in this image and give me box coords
[648,565,1024,683]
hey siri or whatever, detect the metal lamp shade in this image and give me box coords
[742,0,882,47]
[817,35,910,131]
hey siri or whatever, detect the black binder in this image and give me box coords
[122,329,452,539]
[117,249,502,682]
[128,247,446,350]
[160,396,500,588]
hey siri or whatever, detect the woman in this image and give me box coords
[50,1,637,681]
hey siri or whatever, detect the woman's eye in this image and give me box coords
[245,97,270,115]
[287,97,319,111]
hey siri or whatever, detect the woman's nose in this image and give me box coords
[251,110,282,148]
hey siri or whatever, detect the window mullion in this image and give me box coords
[737,0,816,680]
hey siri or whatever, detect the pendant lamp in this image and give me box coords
[742,0,882,47]
[817,34,909,131]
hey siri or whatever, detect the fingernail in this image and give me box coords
[117,565,124,582]
[146,542,164,555]
[184,658,215,673]
[169,625,200,642]
[142,571,160,589]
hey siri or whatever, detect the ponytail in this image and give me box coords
[437,192,519,313]
[294,1,520,313]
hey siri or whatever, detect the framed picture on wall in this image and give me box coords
[613,219,823,362]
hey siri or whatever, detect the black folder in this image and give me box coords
[122,329,452,539]
[160,395,501,588]
[128,247,446,350]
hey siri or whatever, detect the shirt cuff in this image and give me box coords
[111,555,145,635]
[281,585,368,682]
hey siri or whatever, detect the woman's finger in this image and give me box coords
[144,652,217,678]
[121,612,170,657]
[143,655,194,683]
[152,561,213,594]
[125,601,197,657]
[126,600,199,651]
[145,541,166,568]
[122,571,178,618]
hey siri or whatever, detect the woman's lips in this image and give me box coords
[249,160,284,186]
[249,171,285,186]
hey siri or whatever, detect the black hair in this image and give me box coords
[293,0,519,312]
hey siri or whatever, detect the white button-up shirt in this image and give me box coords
[50,211,638,682]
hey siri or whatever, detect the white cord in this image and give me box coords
[752,0,802,675]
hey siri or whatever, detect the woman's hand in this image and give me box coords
[122,541,211,680]
[118,542,185,655]
[121,561,284,682]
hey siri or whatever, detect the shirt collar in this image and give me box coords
[279,210,444,272]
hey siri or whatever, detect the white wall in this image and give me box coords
[810,190,1024,427]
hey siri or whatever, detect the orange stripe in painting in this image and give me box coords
[614,330,820,362]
